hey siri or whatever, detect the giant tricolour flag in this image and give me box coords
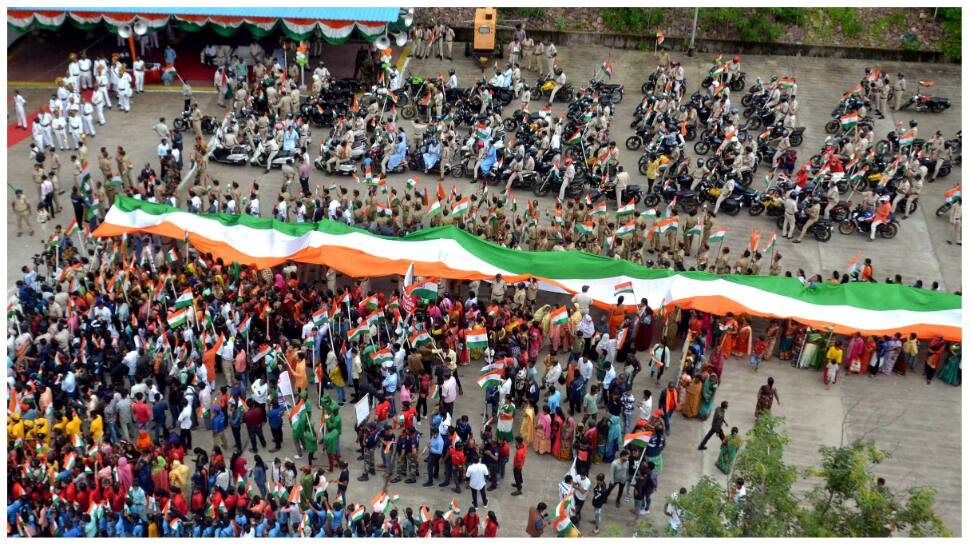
[93,197,962,340]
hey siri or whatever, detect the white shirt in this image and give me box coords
[15,95,26,110]
[465,462,489,490]
[578,357,593,381]
[178,405,193,430]
[638,396,653,422]
[572,475,591,500]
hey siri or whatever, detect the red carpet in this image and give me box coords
[7,89,94,149]
[7,113,36,148]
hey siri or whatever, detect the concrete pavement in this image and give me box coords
[5,39,962,536]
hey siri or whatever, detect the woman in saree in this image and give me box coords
[607,296,632,338]
[707,347,725,381]
[519,402,535,445]
[634,299,654,353]
[701,312,714,351]
[528,321,543,363]
[939,343,961,386]
[557,413,576,461]
[681,374,703,418]
[533,405,552,455]
[715,427,742,474]
[858,335,877,375]
[845,332,865,375]
[496,396,516,442]
[763,320,781,362]
[676,372,693,411]
[698,372,719,420]
[549,409,564,457]
[732,318,752,358]
[718,314,739,359]
[797,329,824,369]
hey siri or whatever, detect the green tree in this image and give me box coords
[731,414,801,536]
[673,416,949,537]
[801,441,950,537]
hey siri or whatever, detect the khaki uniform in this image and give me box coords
[12,194,33,236]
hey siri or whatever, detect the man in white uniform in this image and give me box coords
[14,90,27,128]
[116,67,132,112]
[51,110,69,150]
[81,100,96,136]
[92,84,108,125]
[67,53,81,91]
[78,52,93,90]
[133,57,146,93]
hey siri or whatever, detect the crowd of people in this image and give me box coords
[7,12,962,540]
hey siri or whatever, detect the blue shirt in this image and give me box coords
[548,390,561,413]
[429,434,444,455]
[382,372,398,393]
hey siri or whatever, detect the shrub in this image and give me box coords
[601,8,666,33]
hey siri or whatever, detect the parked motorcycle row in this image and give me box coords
[196,55,956,249]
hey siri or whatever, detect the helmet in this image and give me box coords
[696,158,704,167]
[565,157,573,165]
[449,69,455,75]
[909,119,918,128]
[733,55,740,63]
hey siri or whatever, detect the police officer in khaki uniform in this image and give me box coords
[892,73,906,111]
[11,189,34,237]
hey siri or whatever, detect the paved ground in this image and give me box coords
[5,38,962,536]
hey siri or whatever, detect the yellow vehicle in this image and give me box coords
[463,8,522,68]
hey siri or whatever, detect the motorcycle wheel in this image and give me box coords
[533,180,550,197]
[838,220,855,235]
[643,193,661,207]
[451,164,466,178]
[741,95,752,107]
[694,141,710,155]
[748,202,765,216]
[503,119,516,132]
[936,203,952,217]
[836,181,849,194]
[173,118,188,131]
[875,139,891,156]
[638,161,648,176]
[612,89,623,104]
[625,136,642,151]
[725,204,740,216]
[685,127,697,142]
[879,223,898,239]
[930,103,945,113]
[742,106,756,119]
[641,82,651,95]
[824,120,839,134]
[730,77,745,92]
[938,165,951,177]
[789,133,803,147]
[813,226,832,242]
[401,105,417,120]
[748,116,762,130]
[740,171,753,188]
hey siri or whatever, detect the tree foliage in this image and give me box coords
[673,415,949,537]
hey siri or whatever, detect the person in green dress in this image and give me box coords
[939,343,961,386]
[715,427,742,474]
[697,372,719,420]
[797,329,825,369]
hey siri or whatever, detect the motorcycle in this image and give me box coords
[532,170,585,199]
[209,143,252,166]
[900,91,951,113]
[936,200,955,217]
[532,79,575,103]
[875,131,925,157]
[773,209,834,242]
[249,140,298,170]
[587,79,624,104]
[837,207,898,239]
[173,110,217,134]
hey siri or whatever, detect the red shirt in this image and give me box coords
[375,401,390,421]
[484,520,498,537]
[450,448,466,467]
[513,445,527,469]
[132,401,152,424]
[400,407,417,429]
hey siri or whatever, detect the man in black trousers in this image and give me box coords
[698,401,729,450]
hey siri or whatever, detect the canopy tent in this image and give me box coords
[93,197,963,341]
[7,7,408,42]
